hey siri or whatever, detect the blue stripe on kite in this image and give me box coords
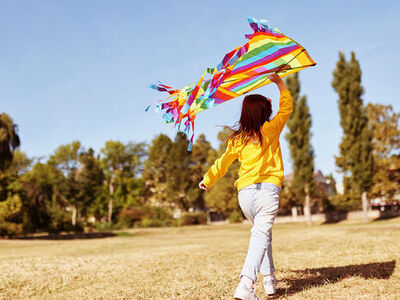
[181,102,191,115]
[231,74,268,93]
[233,43,296,70]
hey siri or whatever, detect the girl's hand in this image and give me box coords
[268,73,287,91]
[267,73,283,84]
[199,181,208,191]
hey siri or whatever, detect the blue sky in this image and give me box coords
[1,0,399,182]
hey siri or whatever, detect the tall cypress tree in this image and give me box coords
[285,73,315,226]
[332,52,373,221]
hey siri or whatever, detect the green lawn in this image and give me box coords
[1,218,400,299]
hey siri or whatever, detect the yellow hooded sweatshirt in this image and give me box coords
[203,89,293,191]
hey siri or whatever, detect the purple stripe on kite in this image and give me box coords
[226,46,247,67]
[213,98,225,104]
[231,45,299,75]
[220,50,236,70]
[227,66,273,90]
[172,107,179,120]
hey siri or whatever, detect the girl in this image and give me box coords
[199,73,292,300]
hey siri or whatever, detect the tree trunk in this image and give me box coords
[304,184,312,226]
[108,180,114,223]
[72,205,77,226]
[206,209,211,225]
[291,206,298,222]
[362,191,369,223]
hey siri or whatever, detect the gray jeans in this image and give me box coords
[238,182,280,282]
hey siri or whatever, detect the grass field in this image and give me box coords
[1,217,400,300]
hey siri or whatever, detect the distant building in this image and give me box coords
[314,170,335,197]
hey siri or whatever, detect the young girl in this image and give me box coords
[199,73,292,300]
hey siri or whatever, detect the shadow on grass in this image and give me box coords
[16,232,117,240]
[273,260,396,298]
[323,211,348,224]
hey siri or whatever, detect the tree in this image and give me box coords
[114,142,146,210]
[22,162,70,234]
[188,134,214,211]
[143,134,173,206]
[101,141,146,222]
[332,52,374,222]
[0,113,20,172]
[278,178,298,217]
[166,132,193,210]
[204,128,240,216]
[285,73,315,225]
[366,103,400,201]
[143,133,214,213]
[76,149,105,219]
[0,150,31,236]
[48,141,83,226]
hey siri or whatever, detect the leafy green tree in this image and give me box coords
[48,141,83,226]
[101,141,146,222]
[204,128,240,216]
[22,162,70,234]
[279,178,298,217]
[366,103,400,201]
[0,150,31,202]
[285,73,315,225]
[332,52,374,221]
[188,134,214,211]
[143,134,173,206]
[0,113,20,172]
[143,133,214,213]
[0,151,31,236]
[166,132,193,210]
[76,149,105,219]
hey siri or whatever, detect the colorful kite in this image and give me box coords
[147,17,316,150]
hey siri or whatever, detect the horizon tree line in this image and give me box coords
[1,51,399,235]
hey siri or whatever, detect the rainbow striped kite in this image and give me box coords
[148,17,316,150]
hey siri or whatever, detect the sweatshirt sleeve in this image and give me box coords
[203,139,238,188]
[263,89,293,135]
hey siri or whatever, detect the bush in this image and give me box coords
[118,207,145,228]
[328,194,361,212]
[140,217,165,227]
[180,211,208,226]
[118,206,176,228]
[229,211,243,223]
[0,222,23,238]
[94,222,117,232]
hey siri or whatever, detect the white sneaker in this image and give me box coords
[234,282,260,300]
[263,273,277,295]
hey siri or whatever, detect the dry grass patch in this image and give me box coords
[1,218,399,299]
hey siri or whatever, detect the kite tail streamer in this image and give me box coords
[187,116,195,152]
[149,82,179,95]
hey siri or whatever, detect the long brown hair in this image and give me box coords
[229,94,272,146]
